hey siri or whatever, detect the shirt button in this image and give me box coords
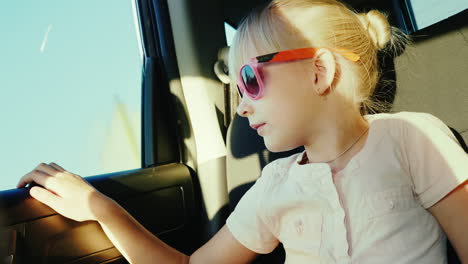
[295,219,304,235]
[335,203,342,211]
[320,178,327,185]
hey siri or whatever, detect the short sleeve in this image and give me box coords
[226,163,279,254]
[399,112,468,208]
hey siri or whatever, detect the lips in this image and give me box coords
[250,123,266,130]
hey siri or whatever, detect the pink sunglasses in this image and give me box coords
[236,47,360,100]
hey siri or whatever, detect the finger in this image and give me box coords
[36,162,60,175]
[17,170,58,190]
[30,186,61,210]
[17,170,41,188]
[17,175,26,188]
[49,162,66,172]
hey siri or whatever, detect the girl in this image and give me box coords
[17,0,468,263]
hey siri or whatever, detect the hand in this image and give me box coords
[17,162,108,222]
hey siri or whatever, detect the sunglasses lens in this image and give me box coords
[241,65,260,98]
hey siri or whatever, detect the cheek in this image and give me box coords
[269,92,311,124]
[261,64,318,124]
[264,75,312,104]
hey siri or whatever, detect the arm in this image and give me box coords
[97,198,257,264]
[397,113,468,260]
[428,180,468,263]
[97,198,258,264]
[17,163,258,264]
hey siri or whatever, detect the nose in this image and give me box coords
[236,96,254,117]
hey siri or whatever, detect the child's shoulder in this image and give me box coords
[365,111,455,147]
[367,111,449,132]
[366,111,444,124]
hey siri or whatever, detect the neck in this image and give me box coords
[303,109,370,167]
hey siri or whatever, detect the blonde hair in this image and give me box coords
[228,0,408,114]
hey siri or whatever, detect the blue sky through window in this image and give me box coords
[0,0,142,190]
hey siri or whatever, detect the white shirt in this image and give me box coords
[226,111,468,263]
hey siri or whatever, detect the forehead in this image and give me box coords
[231,31,312,75]
[240,39,279,64]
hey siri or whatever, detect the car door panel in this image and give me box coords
[0,163,200,264]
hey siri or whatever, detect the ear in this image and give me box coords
[312,48,336,95]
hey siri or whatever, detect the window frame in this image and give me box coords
[137,0,183,168]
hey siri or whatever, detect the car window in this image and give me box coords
[400,0,467,31]
[0,0,142,190]
[224,22,236,46]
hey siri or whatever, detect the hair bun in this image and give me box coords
[358,10,391,50]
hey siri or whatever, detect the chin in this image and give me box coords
[264,138,299,153]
